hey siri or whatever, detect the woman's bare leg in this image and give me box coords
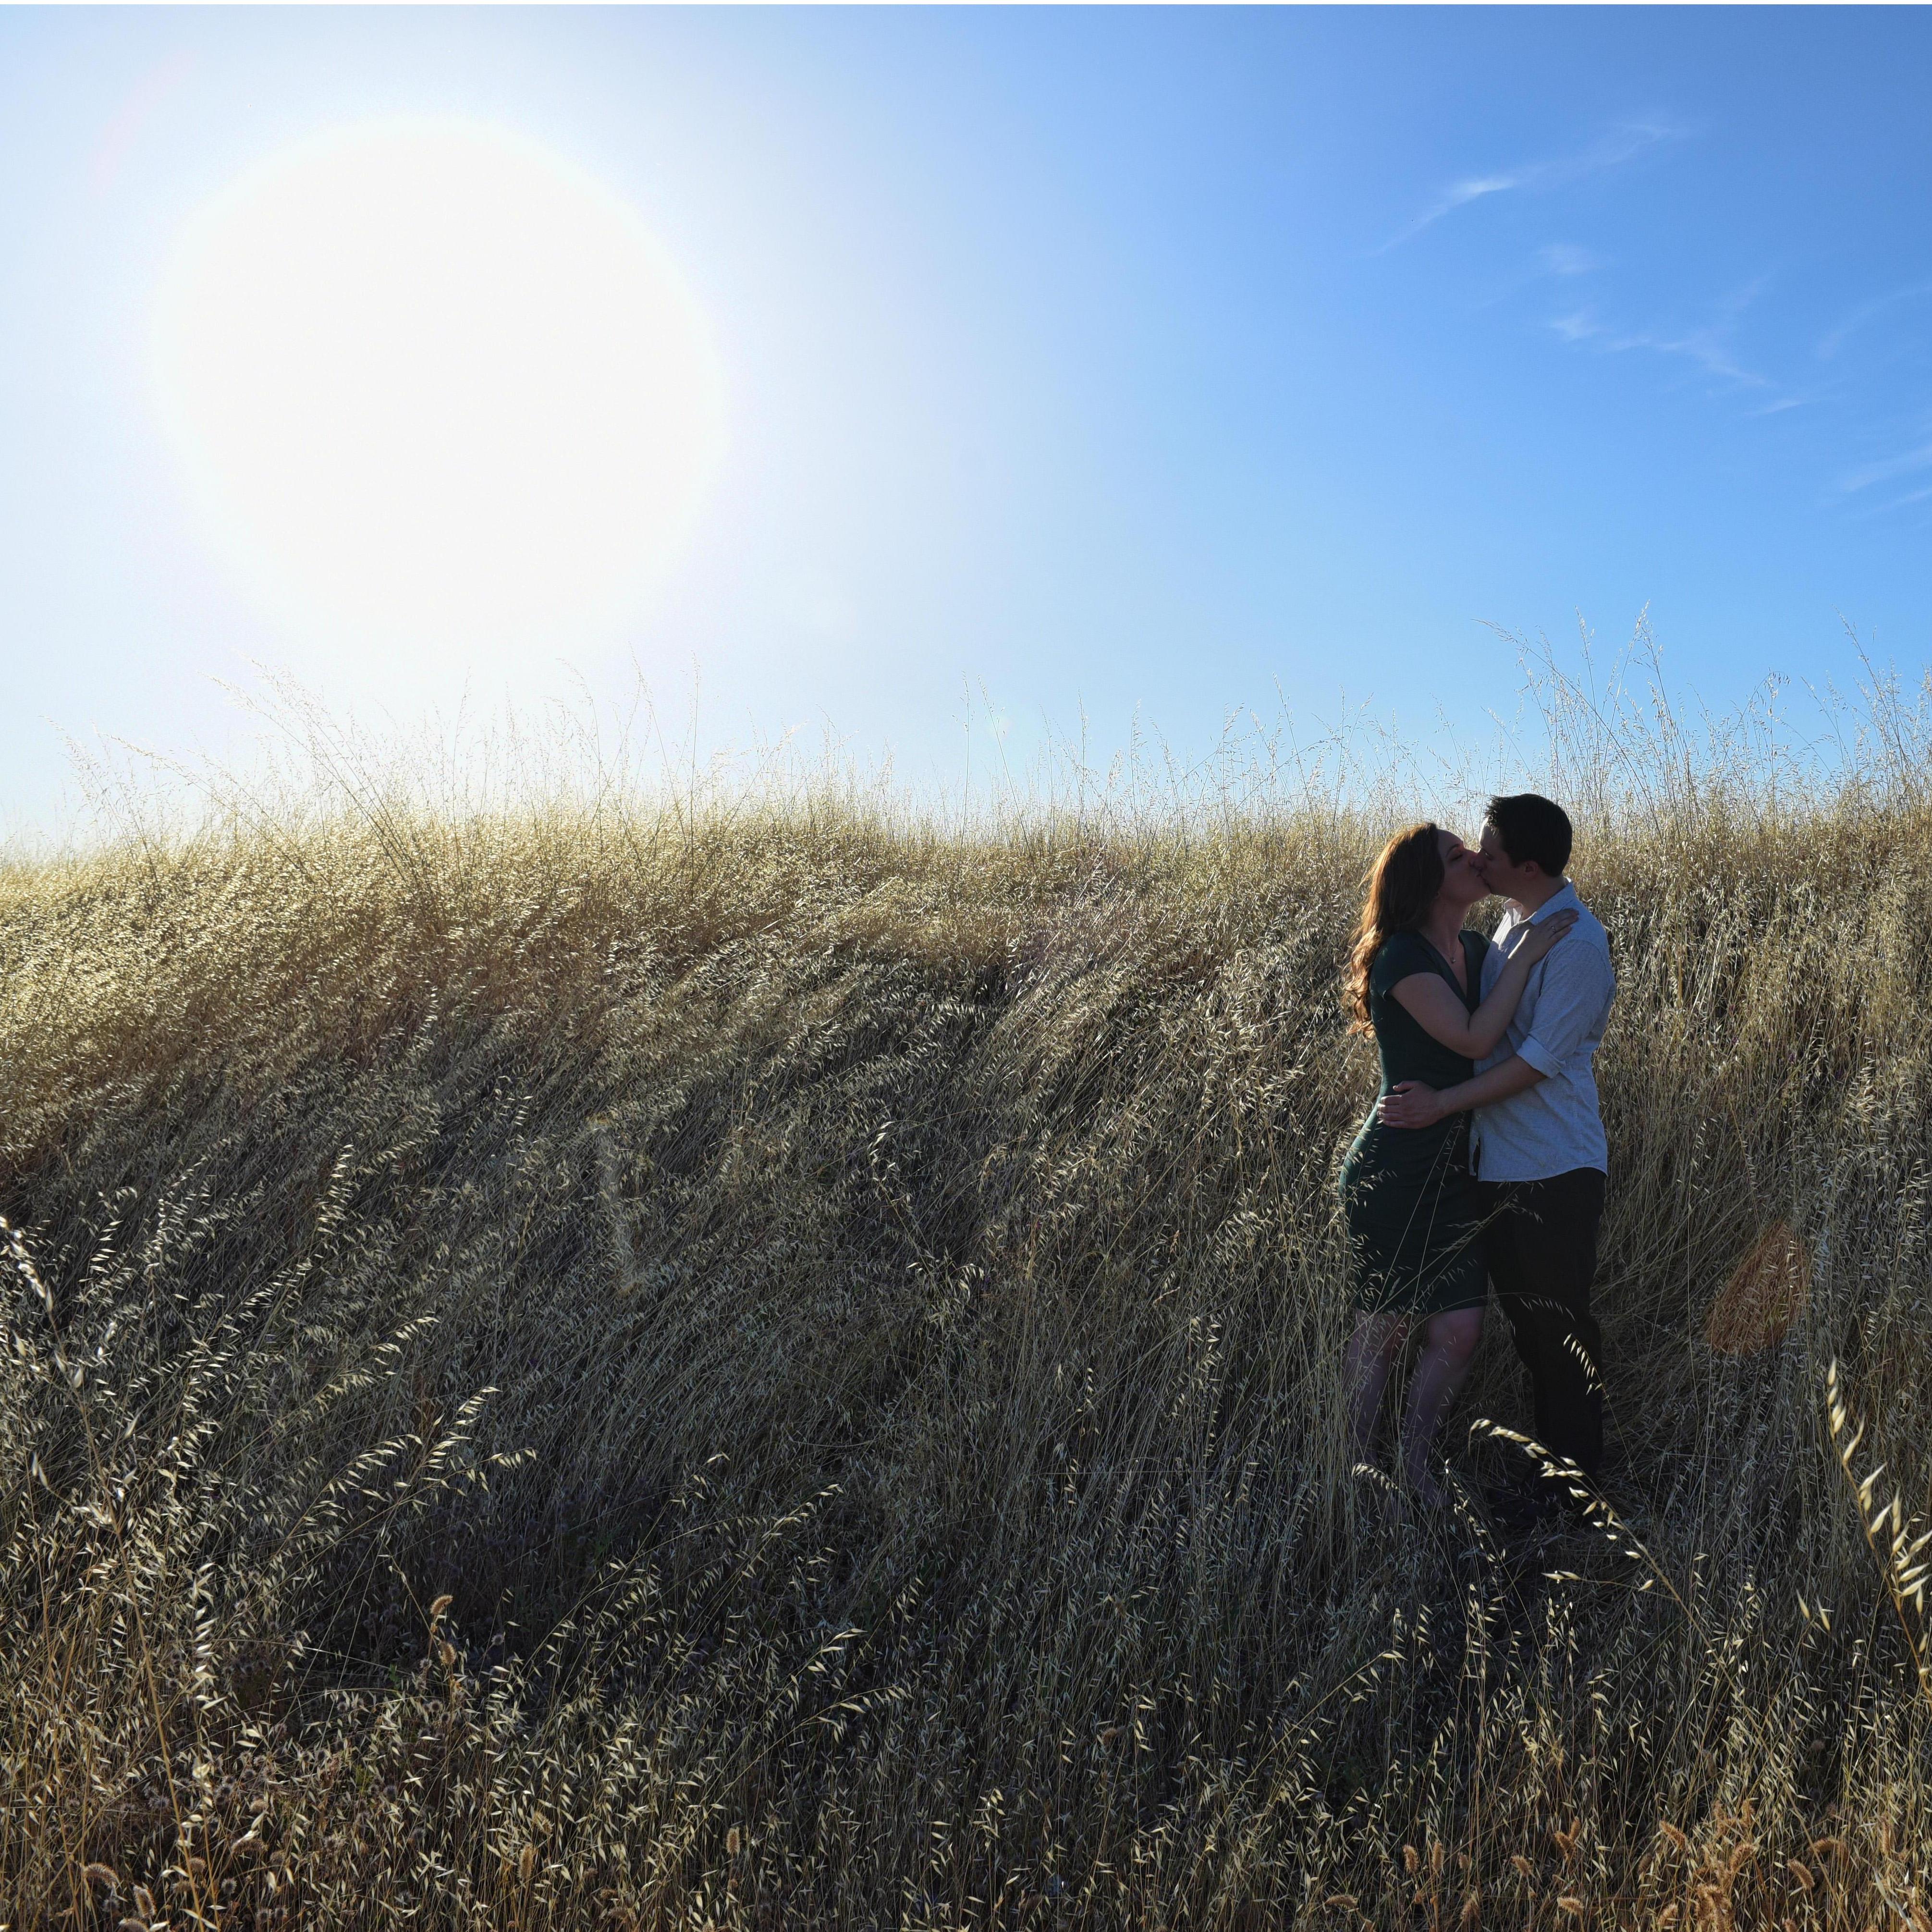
[1345,1311,1409,1457]
[1399,1306,1485,1506]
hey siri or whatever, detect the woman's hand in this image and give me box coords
[1513,906,1578,965]
[1378,1080,1446,1129]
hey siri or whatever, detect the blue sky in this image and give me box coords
[4,6,1931,831]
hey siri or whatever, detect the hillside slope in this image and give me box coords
[3,801,1929,1925]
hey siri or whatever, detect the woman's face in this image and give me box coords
[1436,829,1488,910]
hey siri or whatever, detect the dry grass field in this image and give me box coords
[3,671,1931,1927]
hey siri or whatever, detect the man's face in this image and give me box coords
[1477,822,1541,903]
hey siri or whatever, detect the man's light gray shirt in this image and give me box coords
[1472,881,1616,1183]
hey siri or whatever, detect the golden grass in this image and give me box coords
[1705,1221,1811,1357]
[4,668,1932,1927]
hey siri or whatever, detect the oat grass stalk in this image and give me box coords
[1822,1357,1932,1711]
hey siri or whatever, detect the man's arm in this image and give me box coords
[1378,1055,1543,1129]
[1512,940,1614,1078]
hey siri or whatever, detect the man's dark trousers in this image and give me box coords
[1477,1168,1607,1479]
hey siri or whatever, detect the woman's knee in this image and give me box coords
[1374,1313,1411,1357]
[1349,1310,1408,1356]
[1427,1308,1484,1366]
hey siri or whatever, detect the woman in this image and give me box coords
[1339,822,1575,1507]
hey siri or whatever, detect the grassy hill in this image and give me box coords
[3,777,1929,1926]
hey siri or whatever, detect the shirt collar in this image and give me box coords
[1523,880,1580,923]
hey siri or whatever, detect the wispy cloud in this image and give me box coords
[1379,120,1684,253]
[1836,438,1932,495]
[1848,480,1932,520]
[1551,307,1602,345]
[1548,282,1772,390]
[1817,280,1932,361]
[1539,244,1602,278]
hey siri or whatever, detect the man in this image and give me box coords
[1378,793,1617,1517]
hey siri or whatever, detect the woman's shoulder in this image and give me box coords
[1370,928,1434,992]
[1460,926,1492,966]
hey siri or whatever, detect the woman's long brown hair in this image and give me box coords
[1345,822,1445,1035]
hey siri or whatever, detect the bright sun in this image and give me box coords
[152,119,727,670]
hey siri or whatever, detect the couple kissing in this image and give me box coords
[1339,794,1617,1521]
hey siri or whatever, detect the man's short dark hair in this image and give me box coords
[1485,793,1572,878]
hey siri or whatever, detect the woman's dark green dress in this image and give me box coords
[1339,927,1492,1319]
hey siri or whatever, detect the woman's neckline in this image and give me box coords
[1417,927,1470,998]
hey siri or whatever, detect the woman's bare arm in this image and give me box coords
[1386,910,1576,1058]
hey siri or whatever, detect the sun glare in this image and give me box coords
[151,119,727,672]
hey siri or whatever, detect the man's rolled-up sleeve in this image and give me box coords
[1518,947,1614,1078]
